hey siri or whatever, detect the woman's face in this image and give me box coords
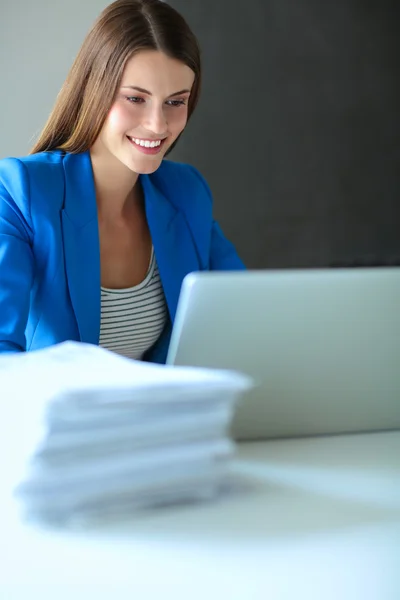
[93,50,195,175]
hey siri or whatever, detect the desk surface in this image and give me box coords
[1,431,399,600]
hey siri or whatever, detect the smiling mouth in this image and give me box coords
[127,136,167,153]
[128,136,162,148]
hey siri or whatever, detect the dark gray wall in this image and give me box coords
[169,0,400,269]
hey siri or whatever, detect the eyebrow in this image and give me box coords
[121,85,191,97]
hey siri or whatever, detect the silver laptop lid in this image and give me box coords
[167,268,400,441]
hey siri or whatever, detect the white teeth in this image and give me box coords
[130,137,162,148]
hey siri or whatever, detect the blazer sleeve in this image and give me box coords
[210,219,246,270]
[184,164,246,271]
[0,159,34,353]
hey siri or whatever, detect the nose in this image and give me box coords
[143,103,168,136]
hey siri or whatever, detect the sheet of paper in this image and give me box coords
[0,342,252,518]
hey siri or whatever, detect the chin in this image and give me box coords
[125,156,164,176]
[138,161,163,175]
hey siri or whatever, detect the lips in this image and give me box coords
[127,136,166,155]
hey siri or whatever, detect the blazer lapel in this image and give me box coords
[60,151,199,344]
[141,174,200,322]
[61,152,100,345]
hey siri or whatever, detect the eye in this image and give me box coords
[126,96,145,104]
[166,99,187,107]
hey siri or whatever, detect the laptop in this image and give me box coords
[166,268,400,441]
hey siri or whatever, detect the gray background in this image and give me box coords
[168,0,400,269]
[0,0,110,158]
[1,0,399,268]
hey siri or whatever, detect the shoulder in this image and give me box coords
[0,151,65,193]
[0,151,66,215]
[150,160,213,208]
[0,150,64,180]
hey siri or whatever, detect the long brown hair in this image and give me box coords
[30,0,201,155]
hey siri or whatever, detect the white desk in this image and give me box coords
[1,431,399,600]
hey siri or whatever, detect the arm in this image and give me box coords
[185,164,246,271]
[210,219,246,270]
[0,159,34,353]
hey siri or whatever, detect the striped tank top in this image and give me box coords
[99,249,168,360]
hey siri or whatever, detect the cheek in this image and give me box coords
[106,103,134,132]
[168,110,188,134]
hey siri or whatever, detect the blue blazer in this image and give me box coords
[0,150,244,363]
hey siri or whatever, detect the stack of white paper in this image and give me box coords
[0,342,252,525]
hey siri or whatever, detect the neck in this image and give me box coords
[89,148,141,222]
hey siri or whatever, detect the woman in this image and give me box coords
[0,0,244,363]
